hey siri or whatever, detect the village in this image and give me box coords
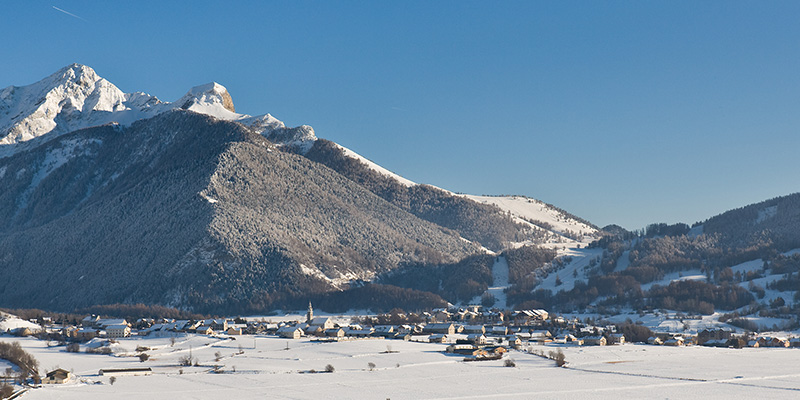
[2,303,800,399]
[3,302,800,389]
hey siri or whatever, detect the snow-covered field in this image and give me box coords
[0,312,41,332]
[3,333,799,399]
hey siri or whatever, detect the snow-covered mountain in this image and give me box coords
[0,64,606,313]
[0,64,296,156]
[0,64,599,248]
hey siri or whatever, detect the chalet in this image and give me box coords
[343,325,374,337]
[489,326,508,336]
[483,311,505,324]
[325,328,345,338]
[530,329,552,339]
[455,310,480,322]
[583,336,607,346]
[196,326,214,336]
[558,334,583,345]
[277,326,303,339]
[43,368,71,384]
[423,323,455,335]
[165,320,192,332]
[580,326,601,335]
[764,337,790,348]
[82,315,101,327]
[462,325,485,334]
[513,331,532,341]
[747,340,760,348]
[655,332,682,342]
[697,328,732,345]
[140,324,163,335]
[105,325,131,339]
[647,336,663,345]
[790,337,800,348]
[727,337,747,348]
[663,337,685,346]
[466,334,487,345]
[262,323,279,334]
[135,318,154,329]
[428,334,447,343]
[397,324,418,334]
[202,319,228,332]
[245,323,263,335]
[11,327,32,337]
[608,333,625,345]
[303,325,323,337]
[512,309,549,324]
[62,327,79,339]
[506,335,523,347]
[484,345,508,355]
[226,327,243,335]
[432,309,451,323]
[77,327,99,341]
[373,325,395,336]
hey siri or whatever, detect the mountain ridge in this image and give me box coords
[0,65,605,313]
[0,111,483,312]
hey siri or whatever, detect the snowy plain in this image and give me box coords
[4,333,800,399]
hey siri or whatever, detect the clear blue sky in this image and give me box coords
[3,1,800,230]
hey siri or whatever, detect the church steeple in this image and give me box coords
[306,301,314,323]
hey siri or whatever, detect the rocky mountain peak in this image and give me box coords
[0,65,306,157]
[53,63,101,86]
[179,82,235,113]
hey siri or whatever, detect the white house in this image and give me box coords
[105,325,131,338]
[277,326,303,339]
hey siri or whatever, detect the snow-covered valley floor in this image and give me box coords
[6,334,800,399]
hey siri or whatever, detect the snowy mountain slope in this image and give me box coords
[462,194,600,249]
[1,64,592,249]
[336,143,416,187]
[0,65,615,313]
[0,111,479,312]
[534,247,604,292]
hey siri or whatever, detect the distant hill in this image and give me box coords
[509,193,800,326]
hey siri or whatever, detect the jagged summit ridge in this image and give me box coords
[0,63,132,145]
[0,63,314,155]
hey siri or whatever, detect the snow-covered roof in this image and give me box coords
[106,324,129,330]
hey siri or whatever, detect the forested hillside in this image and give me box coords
[304,139,534,251]
[0,111,485,313]
[522,194,800,321]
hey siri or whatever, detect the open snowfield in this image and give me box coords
[4,333,799,399]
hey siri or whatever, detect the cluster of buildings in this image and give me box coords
[10,306,800,353]
[647,328,800,348]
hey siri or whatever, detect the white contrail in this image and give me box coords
[52,6,88,22]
